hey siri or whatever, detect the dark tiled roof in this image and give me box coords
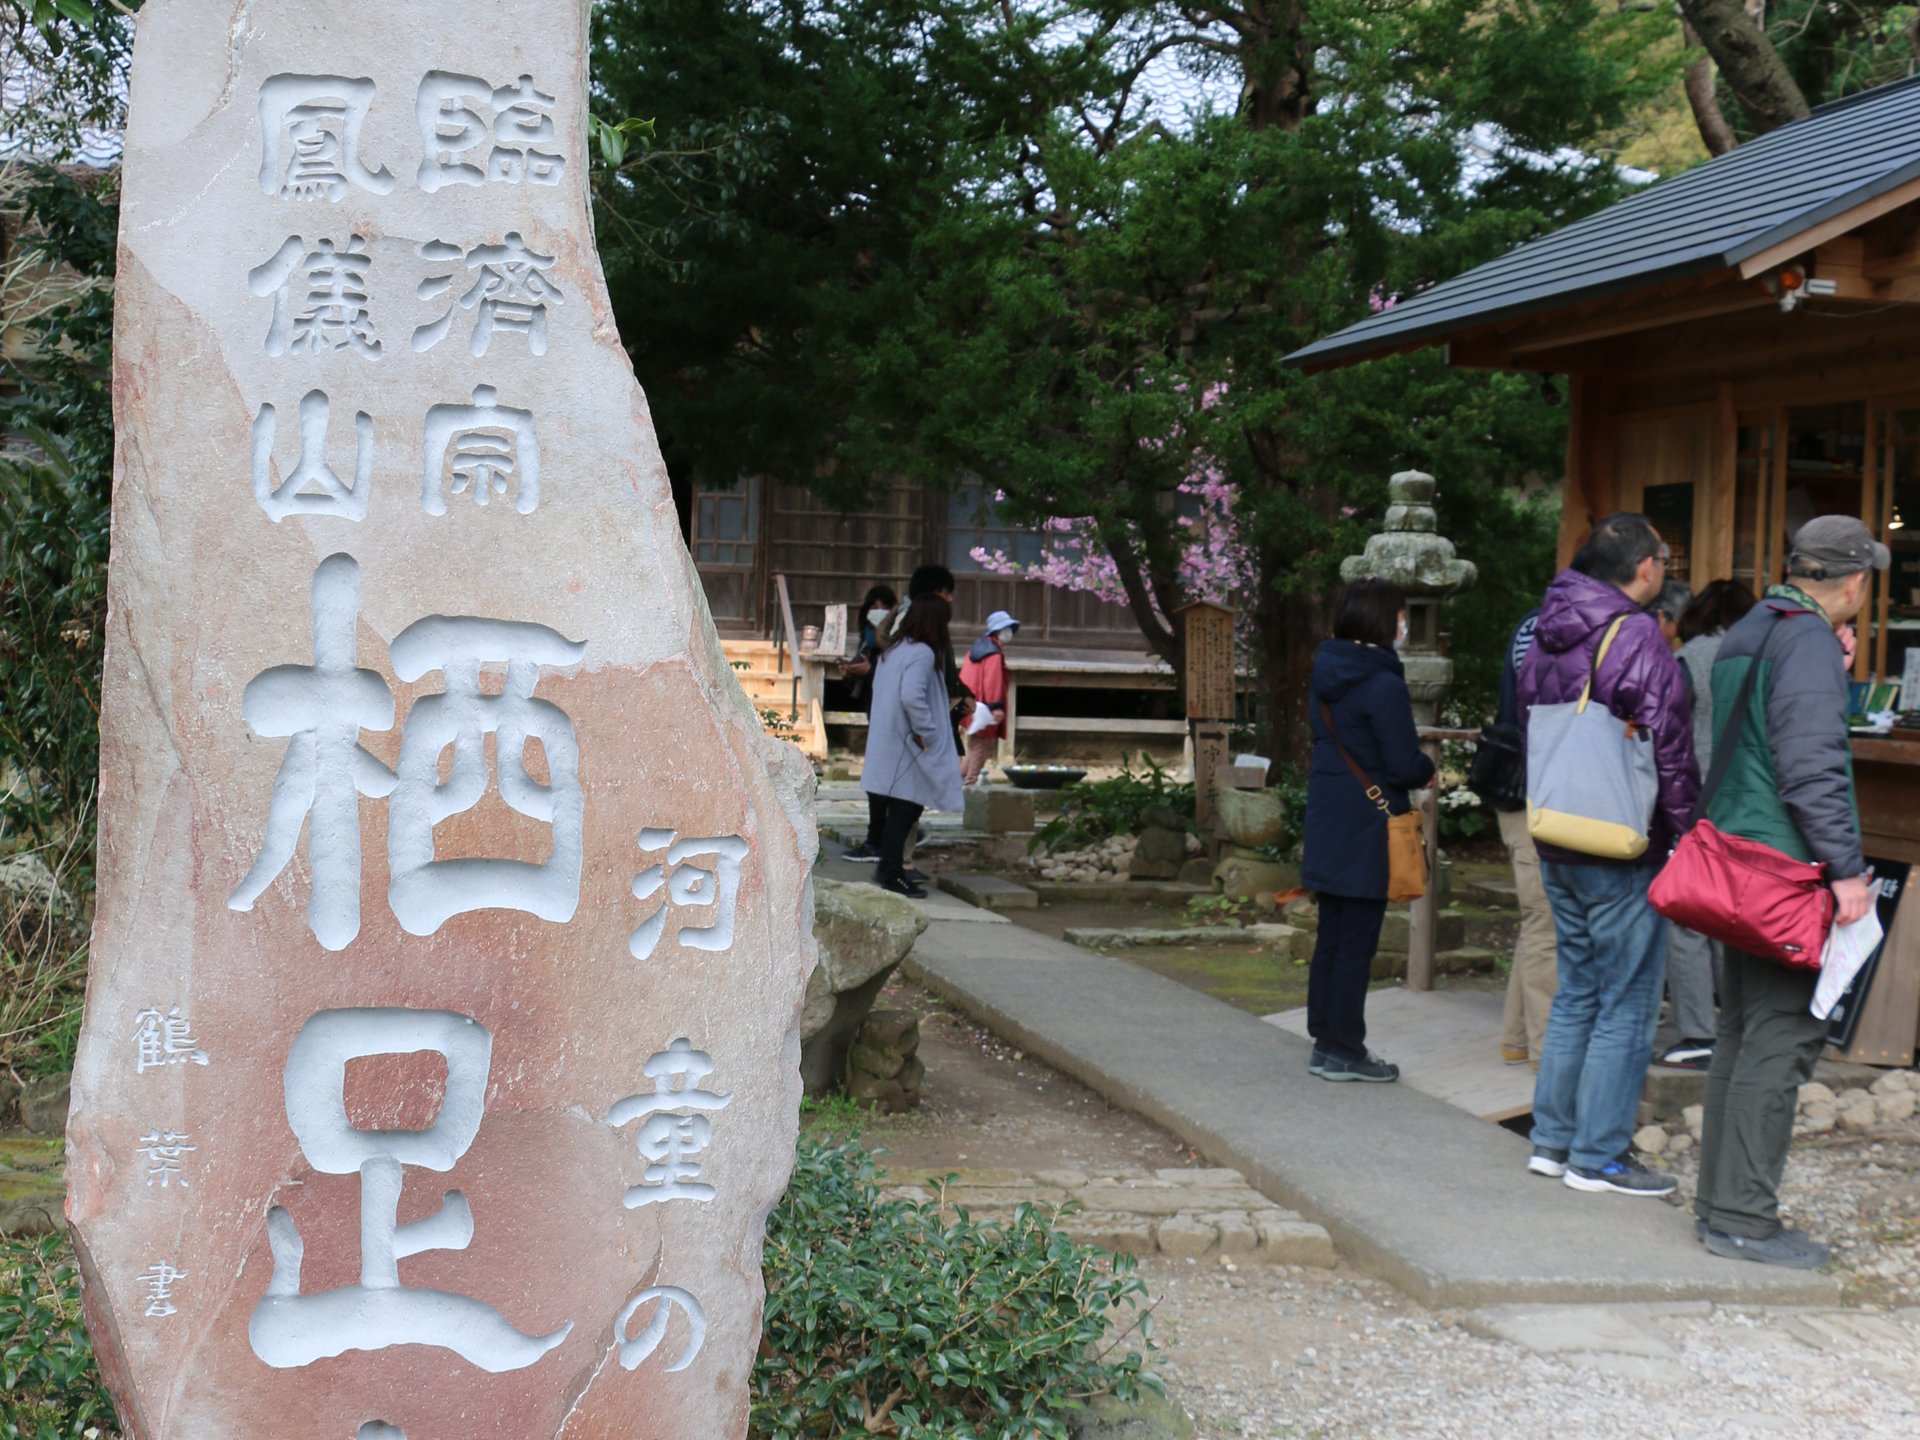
[1285,74,1920,369]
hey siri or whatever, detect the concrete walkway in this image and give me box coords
[903,914,1841,1307]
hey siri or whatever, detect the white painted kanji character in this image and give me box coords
[412,234,563,357]
[137,1129,196,1188]
[614,1285,705,1372]
[250,1008,571,1373]
[258,73,395,200]
[140,1260,187,1317]
[252,391,374,522]
[386,616,585,936]
[605,1039,731,1209]
[420,384,540,515]
[249,236,382,358]
[628,830,748,961]
[413,71,493,191]
[228,554,397,952]
[487,74,563,185]
[134,1006,209,1074]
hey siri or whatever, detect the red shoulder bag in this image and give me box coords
[1648,610,1835,971]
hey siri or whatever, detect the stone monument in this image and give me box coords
[67,3,817,1436]
[1339,471,1476,725]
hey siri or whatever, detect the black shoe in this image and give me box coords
[1309,1047,1329,1076]
[842,842,881,863]
[903,867,930,883]
[1658,1039,1715,1070]
[1704,1226,1830,1270]
[1563,1159,1677,1197]
[1317,1051,1398,1083]
[1527,1145,1569,1179]
[880,874,928,899]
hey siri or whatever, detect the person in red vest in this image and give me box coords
[958,610,1018,786]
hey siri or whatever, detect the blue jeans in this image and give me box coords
[1532,862,1668,1171]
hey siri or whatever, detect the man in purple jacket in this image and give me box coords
[1518,513,1701,1196]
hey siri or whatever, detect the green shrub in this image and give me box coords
[753,1138,1155,1438]
[0,1235,114,1440]
[1033,755,1194,853]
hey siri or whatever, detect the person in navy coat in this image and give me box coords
[1301,578,1435,1083]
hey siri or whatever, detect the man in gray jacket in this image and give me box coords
[1695,515,1884,1269]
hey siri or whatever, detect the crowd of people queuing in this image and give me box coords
[1304,509,1889,1272]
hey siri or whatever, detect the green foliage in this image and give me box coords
[753,1137,1154,1439]
[1033,756,1194,853]
[0,1235,114,1440]
[0,166,118,845]
[1436,784,1490,844]
[1183,894,1254,925]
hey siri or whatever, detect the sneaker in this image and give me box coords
[880,875,928,899]
[1658,1039,1715,1070]
[1563,1159,1678,1197]
[1704,1227,1830,1270]
[1309,1047,1329,1077]
[842,842,881,863]
[903,867,930,884]
[1317,1051,1399,1083]
[1501,1044,1530,1066]
[1526,1145,1569,1179]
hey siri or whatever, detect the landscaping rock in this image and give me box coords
[1177,857,1215,887]
[1254,1215,1338,1267]
[1130,826,1189,880]
[1633,1124,1668,1157]
[1879,1090,1918,1124]
[1214,1211,1258,1256]
[1068,1385,1197,1440]
[1212,857,1298,900]
[1799,1081,1837,1107]
[1139,803,1188,832]
[20,1076,70,1137]
[1217,788,1285,849]
[1063,1212,1156,1257]
[1682,1104,1705,1140]
[801,880,929,1094]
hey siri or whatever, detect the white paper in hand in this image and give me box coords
[966,700,997,736]
[1812,906,1884,1020]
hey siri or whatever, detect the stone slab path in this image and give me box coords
[1266,986,1536,1122]
[902,914,1841,1307]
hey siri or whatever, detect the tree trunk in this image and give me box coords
[1675,0,1809,136]
[1682,47,1738,156]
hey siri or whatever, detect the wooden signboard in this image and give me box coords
[1178,601,1236,722]
[818,602,849,658]
[1193,722,1232,836]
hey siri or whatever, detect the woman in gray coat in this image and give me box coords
[862,594,964,896]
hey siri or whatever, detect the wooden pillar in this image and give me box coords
[1559,376,1618,567]
[997,671,1019,765]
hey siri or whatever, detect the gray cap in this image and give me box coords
[1789,514,1890,578]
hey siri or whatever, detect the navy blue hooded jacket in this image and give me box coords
[1302,640,1436,900]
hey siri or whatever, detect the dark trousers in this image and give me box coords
[876,796,924,884]
[1694,949,1827,1239]
[865,792,888,848]
[1307,893,1387,1061]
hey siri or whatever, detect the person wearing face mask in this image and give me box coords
[1301,578,1435,1083]
[842,584,898,864]
[957,610,1019,786]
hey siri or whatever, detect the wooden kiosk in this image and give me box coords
[1289,76,1920,1065]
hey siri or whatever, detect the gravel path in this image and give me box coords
[1142,1257,1920,1439]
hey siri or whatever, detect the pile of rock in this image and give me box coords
[1031,834,1137,883]
[1130,803,1198,880]
[1634,1069,1920,1157]
[845,1008,925,1112]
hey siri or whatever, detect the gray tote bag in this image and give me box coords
[1526,616,1659,860]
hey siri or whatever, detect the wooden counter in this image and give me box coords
[1853,736,1920,867]
[1835,737,1920,1065]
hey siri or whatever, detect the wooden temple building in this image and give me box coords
[1289,75,1920,1066]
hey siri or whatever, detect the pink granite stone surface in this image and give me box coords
[67,4,817,1436]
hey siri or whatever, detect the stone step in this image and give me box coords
[1288,906,1468,959]
[936,873,1039,911]
[1063,924,1259,951]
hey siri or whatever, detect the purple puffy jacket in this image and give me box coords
[1517,568,1701,867]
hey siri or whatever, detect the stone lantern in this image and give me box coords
[1340,471,1477,725]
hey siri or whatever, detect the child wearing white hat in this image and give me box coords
[958,610,1020,785]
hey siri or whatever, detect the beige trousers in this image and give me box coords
[960,729,998,786]
[1499,805,1560,1057]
